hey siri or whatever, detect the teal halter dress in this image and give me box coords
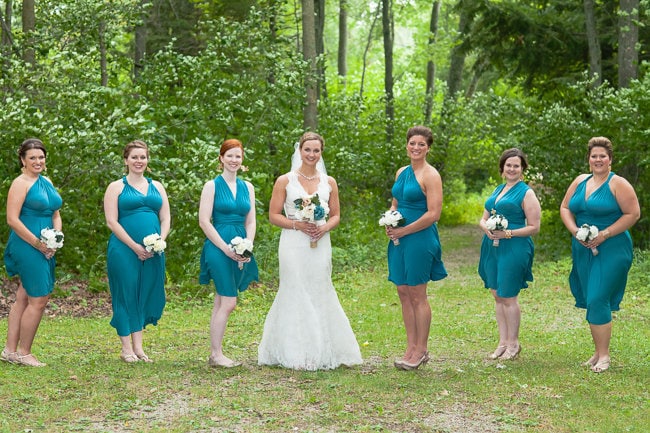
[4,175,62,297]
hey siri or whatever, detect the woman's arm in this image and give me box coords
[6,177,52,257]
[514,189,541,238]
[104,180,145,255]
[153,180,171,240]
[605,175,641,237]
[560,175,586,234]
[244,181,257,241]
[268,175,294,229]
[198,180,230,253]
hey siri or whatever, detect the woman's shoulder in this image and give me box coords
[275,172,291,185]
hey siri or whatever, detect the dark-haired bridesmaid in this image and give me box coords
[2,138,63,367]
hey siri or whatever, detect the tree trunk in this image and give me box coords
[424,0,441,124]
[98,20,108,86]
[446,6,470,99]
[302,0,318,131]
[22,0,35,66]
[618,0,638,88]
[337,0,347,86]
[315,0,327,99]
[134,0,149,80]
[359,6,380,99]
[1,1,13,74]
[382,0,394,143]
[583,0,602,87]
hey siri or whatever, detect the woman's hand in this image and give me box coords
[386,226,404,243]
[133,244,153,261]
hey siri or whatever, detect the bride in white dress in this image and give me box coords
[258,132,362,370]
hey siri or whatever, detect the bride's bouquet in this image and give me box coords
[294,194,329,248]
[575,224,599,256]
[379,210,406,245]
[485,210,508,247]
[143,233,166,255]
[229,236,254,269]
[40,228,64,249]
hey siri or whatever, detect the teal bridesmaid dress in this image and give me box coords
[478,181,534,298]
[199,176,259,296]
[4,175,62,297]
[387,166,447,286]
[567,172,632,325]
[107,177,166,337]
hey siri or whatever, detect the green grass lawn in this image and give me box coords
[1,225,648,432]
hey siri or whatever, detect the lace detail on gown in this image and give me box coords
[258,172,362,370]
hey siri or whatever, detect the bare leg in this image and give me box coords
[118,334,138,362]
[396,284,417,360]
[209,295,238,364]
[131,331,152,362]
[501,296,521,347]
[17,294,49,355]
[589,322,612,372]
[490,289,507,359]
[5,283,29,353]
[408,283,431,362]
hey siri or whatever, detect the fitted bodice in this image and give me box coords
[20,175,62,219]
[568,173,621,229]
[211,176,251,226]
[484,181,530,229]
[283,172,331,220]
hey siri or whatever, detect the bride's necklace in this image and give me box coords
[297,170,319,181]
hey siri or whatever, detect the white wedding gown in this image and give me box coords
[258,172,363,370]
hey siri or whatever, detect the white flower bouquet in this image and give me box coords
[229,236,254,269]
[485,210,509,247]
[294,194,329,248]
[40,228,64,249]
[576,224,599,256]
[143,233,166,255]
[379,210,406,245]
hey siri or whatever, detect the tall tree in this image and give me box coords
[22,0,35,66]
[424,0,441,124]
[359,5,380,99]
[314,0,327,99]
[1,1,13,72]
[446,4,470,99]
[134,0,150,80]
[381,0,394,142]
[584,0,602,87]
[99,19,107,86]
[618,0,639,88]
[302,0,318,130]
[337,0,347,86]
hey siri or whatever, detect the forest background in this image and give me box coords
[0,0,649,289]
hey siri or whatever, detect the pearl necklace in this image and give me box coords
[297,170,319,181]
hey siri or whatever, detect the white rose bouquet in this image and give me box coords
[485,210,509,247]
[294,194,329,248]
[143,233,166,255]
[40,228,64,249]
[229,236,254,269]
[575,224,599,256]
[379,210,406,245]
